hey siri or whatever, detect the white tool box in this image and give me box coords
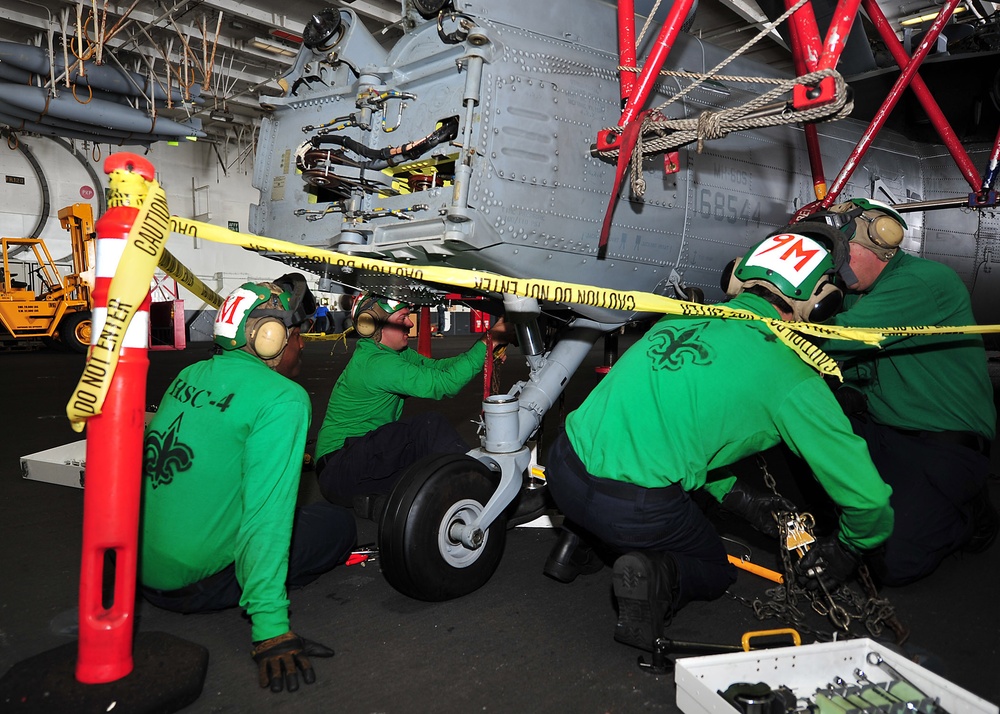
[675,638,998,714]
[20,440,88,489]
[20,413,155,489]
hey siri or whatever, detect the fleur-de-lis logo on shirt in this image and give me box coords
[144,414,194,489]
[647,322,714,371]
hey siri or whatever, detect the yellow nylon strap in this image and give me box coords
[66,182,172,432]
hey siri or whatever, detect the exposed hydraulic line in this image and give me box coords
[783,0,822,70]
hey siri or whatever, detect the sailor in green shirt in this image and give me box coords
[803,198,997,584]
[544,233,894,652]
[140,275,357,694]
[315,293,512,520]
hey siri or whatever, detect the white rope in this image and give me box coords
[598,0,855,197]
[628,68,852,196]
[635,0,665,49]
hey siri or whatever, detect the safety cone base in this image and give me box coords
[0,631,208,714]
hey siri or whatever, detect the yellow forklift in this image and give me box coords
[0,204,96,353]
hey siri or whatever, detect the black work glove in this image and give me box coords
[251,631,335,693]
[720,481,796,539]
[795,536,860,592]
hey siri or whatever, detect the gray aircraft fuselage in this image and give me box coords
[249,0,1000,324]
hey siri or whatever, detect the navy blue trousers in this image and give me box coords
[850,416,991,586]
[316,412,469,506]
[141,501,357,615]
[545,430,736,608]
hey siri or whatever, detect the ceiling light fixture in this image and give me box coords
[899,5,968,26]
[250,39,298,57]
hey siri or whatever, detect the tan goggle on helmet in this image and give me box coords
[809,197,907,262]
[351,293,412,340]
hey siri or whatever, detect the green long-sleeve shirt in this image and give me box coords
[821,251,995,440]
[140,349,310,642]
[316,338,487,458]
[566,293,893,550]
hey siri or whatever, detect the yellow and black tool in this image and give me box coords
[637,628,801,674]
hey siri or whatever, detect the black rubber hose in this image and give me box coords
[310,116,459,166]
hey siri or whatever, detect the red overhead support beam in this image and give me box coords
[861,0,982,193]
[618,0,637,104]
[597,0,696,152]
[786,4,829,199]
[785,0,823,71]
[824,0,965,205]
[983,126,1000,193]
[817,0,863,71]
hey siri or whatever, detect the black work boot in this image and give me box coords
[612,551,678,651]
[963,485,998,554]
[352,493,388,522]
[543,529,605,583]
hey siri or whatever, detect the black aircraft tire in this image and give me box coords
[379,453,507,601]
[60,311,92,354]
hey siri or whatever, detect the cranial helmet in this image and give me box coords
[351,293,411,341]
[805,197,907,262]
[213,273,316,367]
[722,232,843,322]
[767,221,858,286]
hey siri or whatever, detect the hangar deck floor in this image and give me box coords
[1,334,998,714]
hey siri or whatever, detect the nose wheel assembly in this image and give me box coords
[378,453,508,601]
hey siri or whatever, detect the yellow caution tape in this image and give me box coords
[170,215,930,341]
[66,182,172,431]
[165,215,1000,376]
[168,216,863,376]
[66,192,1000,428]
[157,247,223,308]
[173,214,1000,376]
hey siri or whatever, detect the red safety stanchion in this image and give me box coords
[75,153,154,683]
[417,305,432,357]
[0,152,206,711]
